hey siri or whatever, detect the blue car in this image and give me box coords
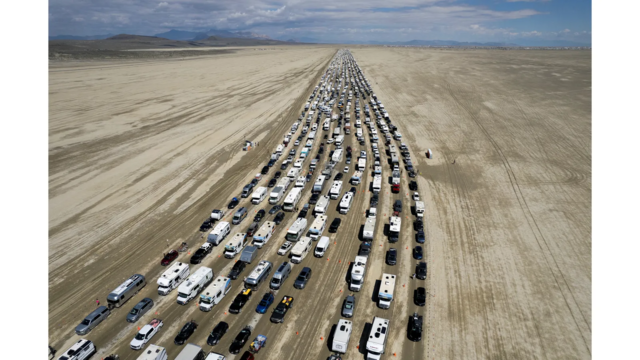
[256,293,275,314]
[416,230,425,244]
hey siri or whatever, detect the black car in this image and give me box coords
[329,218,342,233]
[190,244,212,264]
[393,200,402,213]
[349,187,357,194]
[174,320,198,345]
[268,158,276,166]
[274,171,282,179]
[269,205,282,214]
[413,246,423,260]
[358,241,372,256]
[199,218,214,232]
[250,179,259,186]
[228,261,246,280]
[254,209,266,223]
[298,207,309,218]
[229,326,252,354]
[414,219,424,231]
[416,262,427,280]
[407,164,414,172]
[274,212,285,225]
[262,166,270,175]
[334,173,343,181]
[229,289,253,314]
[414,287,426,306]
[247,222,260,237]
[318,147,324,154]
[407,313,423,342]
[324,134,328,139]
[228,197,240,209]
[409,181,418,190]
[386,248,397,265]
[270,296,294,323]
[408,170,416,178]
[306,173,313,182]
[280,162,288,170]
[309,193,320,204]
[416,229,425,244]
[370,193,379,207]
[268,178,277,188]
[293,267,312,289]
[207,321,229,346]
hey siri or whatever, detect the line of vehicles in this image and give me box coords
[58,49,427,360]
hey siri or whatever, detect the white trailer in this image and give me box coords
[363,211,376,241]
[136,344,167,360]
[286,218,308,242]
[330,180,343,200]
[307,215,328,240]
[177,267,214,305]
[314,195,330,216]
[366,317,390,360]
[331,319,353,353]
[313,175,327,193]
[350,256,368,291]
[335,135,345,146]
[157,262,190,295]
[372,175,382,194]
[358,158,367,171]
[287,167,301,179]
[377,273,396,309]
[389,216,401,243]
[339,192,353,214]
[290,236,313,264]
[224,233,248,259]
[295,176,306,188]
[283,187,303,212]
[332,149,343,163]
[253,221,276,248]
[308,130,316,140]
[199,276,231,312]
[323,119,330,130]
[251,187,268,205]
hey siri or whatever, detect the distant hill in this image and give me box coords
[107,34,162,40]
[363,39,520,47]
[153,29,272,41]
[49,34,114,40]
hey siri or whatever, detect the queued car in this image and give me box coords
[229,326,252,354]
[358,241,372,257]
[130,318,163,350]
[268,178,277,188]
[274,212,285,225]
[407,313,423,342]
[341,295,355,318]
[174,320,198,345]
[229,289,253,314]
[309,193,320,205]
[408,170,416,178]
[385,248,397,266]
[207,321,229,346]
[228,261,246,280]
[416,229,425,244]
[329,218,342,233]
[190,243,213,264]
[161,250,179,266]
[126,297,154,323]
[414,287,426,306]
[293,267,313,289]
[270,296,294,323]
[256,293,275,314]
[297,208,309,218]
[370,193,379,207]
[274,171,282,179]
[254,209,266,223]
[269,205,282,214]
[199,218,214,232]
[277,241,293,256]
[416,262,427,280]
[393,200,402,213]
[413,246,423,260]
[334,173,343,181]
[414,219,424,231]
[228,197,240,209]
[261,166,269,175]
[247,222,260,237]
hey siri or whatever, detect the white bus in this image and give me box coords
[286,217,308,242]
[283,187,303,211]
[366,317,390,360]
[339,192,353,214]
[330,180,343,200]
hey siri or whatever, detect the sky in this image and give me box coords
[48,0,592,45]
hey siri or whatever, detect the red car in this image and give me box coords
[161,250,179,266]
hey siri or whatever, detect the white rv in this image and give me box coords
[330,180,343,200]
[286,217,308,242]
[287,167,301,179]
[314,195,330,216]
[389,216,401,243]
[351,171,363,185]
[251,187,268,205]
[199,276,231,312]
[313,175,327,193]
[378,274,396,309]
[323,119,330,130]
[393,131,402,140]
[372,175,382,194]
[358,158,367,171]
[415,201,425,218]
[294,158,305,168]
[244,260,273,289]
[224,233,248,259]
[332,319,353,354]
[269,181,291,204]
[308,131,316,140]
[207,221,230,245]
[307,215,328,240]
[157,262,190,295]
[290,236,313,264]
[339,192,353,214]
[335,135,345,146]
[283,187,303,212]
[176,267,214,305]
[332,149,343,162]
[366,317,390,360]
[350,256,368,291]
[253,221,276,248]
[295,176,306,188]
[136,344,168,360]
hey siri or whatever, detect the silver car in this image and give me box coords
[75,306,110,335]
[342,295,355,318]
[126,298,154,323]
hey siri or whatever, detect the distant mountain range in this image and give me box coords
[49,34,115,40]
[152,29,272,41]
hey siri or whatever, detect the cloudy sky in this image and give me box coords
[49,0,591,45]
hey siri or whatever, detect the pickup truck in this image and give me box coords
[130,318,163,350]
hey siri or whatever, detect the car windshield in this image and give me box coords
[135,332,145,340]
[345,304,353,309]
[81,319,91,325]
[274,306,285,314]
[130,309,138,315]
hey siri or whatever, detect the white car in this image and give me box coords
[413,192,420,201]
[294,140,301,146]
[327,139,334,144]
[344,166,349,173]
[130,318,163,350]
[278,241,293,256]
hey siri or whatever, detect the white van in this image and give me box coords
[332,319,352,354]
[251,187,268,205]
[314,236,330,258]
[207,221,230,245]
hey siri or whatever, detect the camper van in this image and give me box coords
[378,273,396,309]
[224,233,248,259]
[245,260,273,290]
[313,175,326,193]
[253,221,276,248]
[158,262,190,295]
[199,276,232,312]
[270,261,292,290]
[287,167,301,179]
[314,236,331,258]
[366,317,390,360]
[314,195,330,216]
[290,236,313,264]
[107,274,147,309]
[251,187,268,205]
[295,176,306,188]
[350,256,367,291]
[331,319,353,353]
[177,267,214,305]
[335,135,345,146]
[339,192,354,214]
[207,222,231,245]
[389,216,401,243]
[329,180,343,200]
[283,187,303,212]
[393,131,402,140]
[286,217,308,242]
[307,215,328,240]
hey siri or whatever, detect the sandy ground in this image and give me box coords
[352,47,592,359]
[49,46,591,360]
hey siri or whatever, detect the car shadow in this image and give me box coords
[371,279,381,303]
[358,322,373,356]
[326,323,338,352]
